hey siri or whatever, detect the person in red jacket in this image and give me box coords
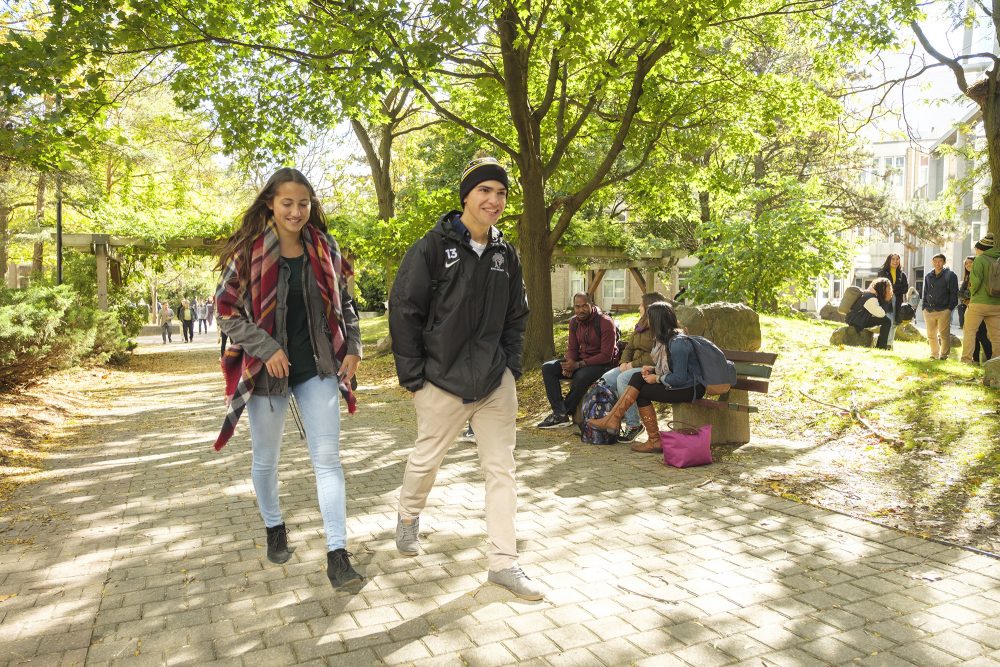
[537,293,618,428]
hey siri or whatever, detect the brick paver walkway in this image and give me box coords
[1,339,999,666]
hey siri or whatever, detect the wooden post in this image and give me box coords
[627,267,647,294]
[95,242,109,311]
[587,268,607,302]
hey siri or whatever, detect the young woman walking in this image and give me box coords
[214,168,363,588]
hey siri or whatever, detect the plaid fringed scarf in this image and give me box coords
[213,222,356,451]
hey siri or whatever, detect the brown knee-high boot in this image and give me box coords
[630,405,662,453]
[587,386,639,434]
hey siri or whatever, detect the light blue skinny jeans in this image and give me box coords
[600,366,645,428]
[246,375,346,551]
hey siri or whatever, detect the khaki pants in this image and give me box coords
[961,303,1000,363]
[399,370,518,570]
[924,310,953,358]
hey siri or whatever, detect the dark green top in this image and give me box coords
[283,255,318,387]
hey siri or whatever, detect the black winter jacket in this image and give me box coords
[876,267,908,313]
[389,212,530,401]
[922,268,959,312]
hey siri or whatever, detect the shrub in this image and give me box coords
[0,284,134,391]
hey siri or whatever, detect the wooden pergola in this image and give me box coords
[56,234,223,310]
[552,246,688,302]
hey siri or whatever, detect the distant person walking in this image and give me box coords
[196,298,209,334]
[179,298,195,342]
[206,297,215,327]
[921,253,959,360]
[157,302,174,344]
[214,167,363,589]
[388,155,541,600]
[961,234,1000,364]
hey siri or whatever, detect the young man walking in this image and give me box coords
[922,253,959,359]
[536,293,618,428]
[962,234,1000,363]
[388,156,542,600]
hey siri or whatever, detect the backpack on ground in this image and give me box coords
[837,286,863,315]
[684,335,737,396]
[579,380,618,445]
[983,255,1000,298]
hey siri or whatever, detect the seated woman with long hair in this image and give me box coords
[587,301,704,453]
[846,277,894,350]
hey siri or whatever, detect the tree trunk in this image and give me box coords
[517,166,557,366]
[31,173,47,276]
[982,68,1000,239]
[0,206,9,282]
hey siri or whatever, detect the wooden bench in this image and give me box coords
[610,303,639,314]
[671,348,778,444]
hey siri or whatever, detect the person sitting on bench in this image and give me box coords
[536,293,618,429]
[587,301,704,454]
[846,277,894,350]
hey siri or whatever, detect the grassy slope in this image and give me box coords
[360,312,1000,550]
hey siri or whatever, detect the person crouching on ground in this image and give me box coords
[598,291,665,443]
[388,155,542,601]
[214,167,364,589]
[536,293,618,428]
[846,277,894,350]
[961,233,1000,364]
[588,301,705,453]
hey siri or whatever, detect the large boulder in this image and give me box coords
[675,302,761,351]
[819,303,846,323]
[984,358,1000,388]
[831,325,873,348]
[894,321,925,342]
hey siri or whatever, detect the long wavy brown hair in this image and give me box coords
[217,168,328,280]
[636,291,667,330]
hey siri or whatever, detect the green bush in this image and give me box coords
[354,269,387,313]
[0,284,135,391]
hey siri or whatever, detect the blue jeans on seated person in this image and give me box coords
[600,366,644,428]
[247,375,346,551]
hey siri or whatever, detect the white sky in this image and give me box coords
[855,2,994,145]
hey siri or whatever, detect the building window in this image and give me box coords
[832,278,844,299]
[602,269,626,301]
[570,271,586,299]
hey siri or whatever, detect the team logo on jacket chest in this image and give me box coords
[444,247,459,269]
[491,252,507,274]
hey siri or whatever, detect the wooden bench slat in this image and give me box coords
[734,362,772,379]
[733,378,769,393]
[692,398,759,413]
[720,348,778,364]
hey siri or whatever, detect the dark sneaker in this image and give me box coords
[396,514,420,556]
[327,549,363,588]
[619,424,644,443]
[536,413,572,429]
[457,424,476,442]
[265,523,293,564]
[488,565,545,600]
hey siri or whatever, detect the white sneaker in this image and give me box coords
[488,565,544,600]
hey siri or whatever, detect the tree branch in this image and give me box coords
[911,21,969,93]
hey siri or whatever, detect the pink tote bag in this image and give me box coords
[660,421,712,468]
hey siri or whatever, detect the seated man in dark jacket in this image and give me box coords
[537,293,618,428]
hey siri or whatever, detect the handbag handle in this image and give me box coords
[666,420,701,435]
